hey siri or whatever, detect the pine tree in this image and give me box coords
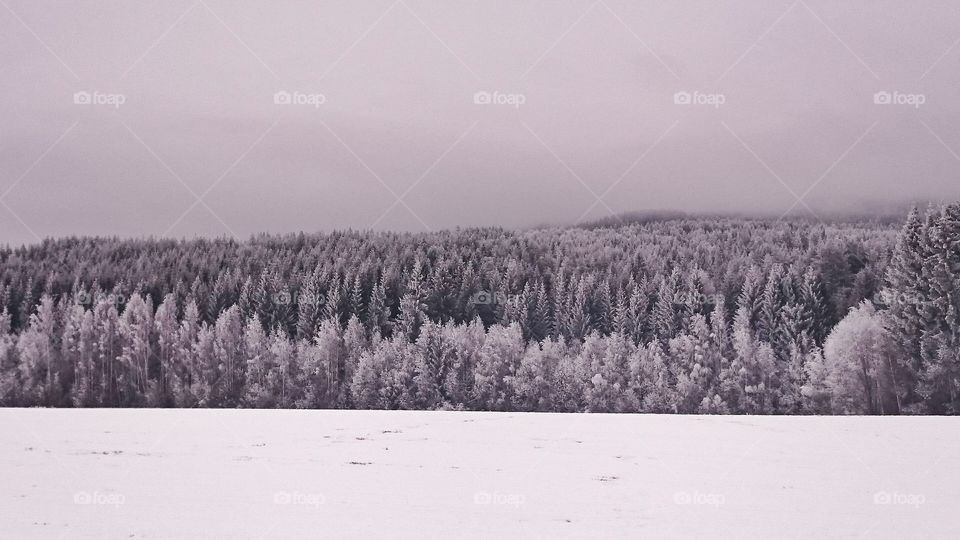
[551,268,568,340]
[709,301,732,365]
[594,278,613,335]
[758,264,785,344]
[16,295,59,406]
[653,274,678,341]
[300,318,342,407]
[799,266,827,344]
[736,265,765,329]
[118,293,153,406]
[0,309,19,405]
[237,277,253,320]
[61,303,85,406]
[472,323,524,410]
[18,277,35,331]
[347,273,364,320]
[413,321,452,408]
[681,269,709,329]
[528,282,551,342]
[172,299,200,406]
[442,316,485,405]
[880,207,926,408]
[213,305,245,406]
[629,276,653,344]
[586,333,637,412]
[341,315,367,407]
[193,324,217,406]
[322,279,343,327]
[566,276,593,340]
[633,340,675,413]
[365,277,390,337]
[270,327,300,408]
[351,345,383,409]
[93,296,121,406]
[508,339,563,412]
[242,314,273,407]
[800,347,832,413]
[916,204,960,412]
[296,278,320,340]
[206,271,228,322]
[612,286,632,339]
[153,293,178,406]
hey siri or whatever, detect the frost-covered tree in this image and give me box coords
[243,315,273,407]
[118,293,153,406]
[509,338,564,412]
[823,302,899,414]
[472,323,524,410]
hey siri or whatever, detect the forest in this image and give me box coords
[0,204,957,414]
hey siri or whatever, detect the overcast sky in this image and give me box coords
[1,0,959,244]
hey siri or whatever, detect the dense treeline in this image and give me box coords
[0,206,956,414]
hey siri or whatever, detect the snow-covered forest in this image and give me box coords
[0,204,957,414]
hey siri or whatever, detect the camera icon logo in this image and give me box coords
[75,291,93,306]
[873,91,891,105]
[470,291,493,305]
[274,91,292,105]
[73,91,92,105]
[673,91,692,105]
[473,91,492,105]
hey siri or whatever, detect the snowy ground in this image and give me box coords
[1,410,957,539]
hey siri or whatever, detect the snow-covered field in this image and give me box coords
[1,410,957,539]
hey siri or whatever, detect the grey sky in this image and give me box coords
[1,0,959,245]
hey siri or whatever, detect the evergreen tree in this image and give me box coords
[296,277,320,340]
[172,299,200,406]
[270,328,300,408]
[118,293,153,406]
[412,321,452,408]
[365,277,390,337]
[242,314,273,407]
[300,318,343,407]
[213,305,245,406]
[472,323,524,410]
[653,274,678,341]
[153,293,178,406]
[16,296,58,405]
[916,204,960,412]
[340,315,367,407]
[509,339,563,412]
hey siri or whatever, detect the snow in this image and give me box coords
[1,409,957,539]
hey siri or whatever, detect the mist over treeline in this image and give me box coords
[0,204,957,414]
